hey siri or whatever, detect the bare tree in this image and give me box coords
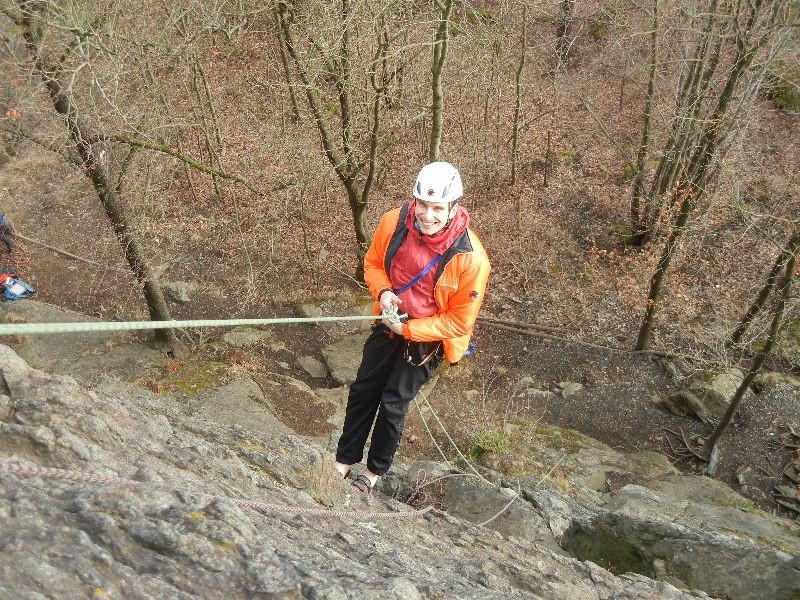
[555,0,576,69]
[4,0,178,348]
[510,7,527,186]
[730,232,800,346]
[630,0,660,244]
[635,0,792,350]
[701,230,799,472]
[276,0,393,280]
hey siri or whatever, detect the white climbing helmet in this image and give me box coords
[413,162,463,204]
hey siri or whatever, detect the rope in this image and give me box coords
[0,462,432,519]
[0,305,410,336]
[0,315,375,336]
[417,390,492,486]
[0,314,394,336]
[412,395,454,469]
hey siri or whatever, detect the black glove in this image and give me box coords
[0,215,13,253]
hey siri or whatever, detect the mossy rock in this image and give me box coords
[466,7,493,24]
[761,64,800,113]
[622,162,637,181]
[656,368,744,424]
[610,223,637,246]
[154,361,230,396]
[587,20,609,42]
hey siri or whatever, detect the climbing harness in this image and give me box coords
[0,462,432,519]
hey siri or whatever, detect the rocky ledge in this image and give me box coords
[0,343,720,599]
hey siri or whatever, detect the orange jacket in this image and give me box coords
[364,204,491,363]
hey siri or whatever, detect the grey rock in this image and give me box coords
[443,477,563,553]
[387,577,422,599]
[0,394,11,421]
[561,477,800,600]
[297,355,328,378]
[656,368,747,423]
[321,331,369,385]
[0,300,166,387]
[314,385,349,430]
[464,389,480,402]
[186,378,292,436]
[519,387,557,402]
[754,371,800,390]
[297,294,374,338]
[163,281,198,303]
[515,376,536,391]
[222,326,269,348]
[558,381,584,398]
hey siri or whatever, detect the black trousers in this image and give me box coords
[336,324,443,476]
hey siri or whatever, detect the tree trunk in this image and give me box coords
[511,8,526,186]
[555,0,576,69]
[635,188,693,350]
[730,232,800,345]
[18,4,176,349]
[429,0,452,163]
[702,232,798,468]
[631,0,660,243]
[346,182,368,282]
[274,5,301,122]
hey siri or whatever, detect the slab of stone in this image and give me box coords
[297,293,374,338]
[656,368,747,423]
[0,299,166,387]
[297,355,328,378]
[443,477,565,553]
[163,281,197,303]
[559,381,584,398]
[222,326,270,348]
[314,386,350,429]
[563,481,800,600]
[321,331,369,385]
[185,378,292,436]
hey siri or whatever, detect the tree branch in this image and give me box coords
[93,134,292,195]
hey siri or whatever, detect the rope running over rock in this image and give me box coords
[0,462,432,519]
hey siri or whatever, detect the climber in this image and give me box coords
[334,162,491,495]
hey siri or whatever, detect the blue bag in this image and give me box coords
[1,275,34,301]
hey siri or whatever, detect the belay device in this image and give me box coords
[0,272,34,301]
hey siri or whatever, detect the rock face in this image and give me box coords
[562,484,800,600]
[0,344,710,600]
[461,420,800,600]
[0,299,167,386]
